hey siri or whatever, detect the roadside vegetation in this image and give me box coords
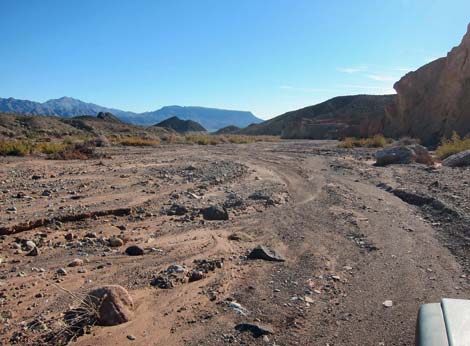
[0,138,97,159]
[0,134,280,158]
[436,132,470,159]
[111,136,161,146]
[337,134,388,148]
[183,134,279,145]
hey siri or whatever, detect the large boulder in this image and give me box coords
[442,150,470,167]
[85,285,134,326]
[375,144,432,166]
[385,24,470,145]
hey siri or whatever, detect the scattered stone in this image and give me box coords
[109,237,124,247]
[125,245,144,256]
[248,245,285,262]
[41,190,52,197]
[31,175,42,180]
[25,241,36,250]
[225,301,249,316]
[65,232,74,241]
[6,207,17,214]
[56,268,67,275]
[150,275,174,289]
[202,205,229,220]
[117,225,126,231]
[167,204,188,216]
[248,191,275,205]
[85,285,134,326]
[235,323,274,337]
[188,270,205,282]
[68,259,84,267]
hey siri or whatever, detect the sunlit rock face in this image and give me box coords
[386,24,470,145]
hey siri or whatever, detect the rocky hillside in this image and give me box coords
[0,97,261,131]
[0,113,170,140]
[155,116,206,133]
[240,95,396,139]
[385,24,470,145]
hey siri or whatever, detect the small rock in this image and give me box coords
[127,335,136,341]
[109,237,124,247]
[125,245,144,256]
[25,241,36,250]
[383,300,393,308]
[235,323,274,338]
[188,270,205,282]
[57,268,67,275]
[68,259,84,267]
[202,205,229,221]
[85,285,134,326]
[248,245,285,262]
[65,232,74,241]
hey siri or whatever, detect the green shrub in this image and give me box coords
[436,132,470,159]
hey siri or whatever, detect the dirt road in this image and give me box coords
[1,141,469,346]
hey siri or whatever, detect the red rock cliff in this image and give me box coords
[385,24,470,145]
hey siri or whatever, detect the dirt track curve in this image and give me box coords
[1,140,469,346]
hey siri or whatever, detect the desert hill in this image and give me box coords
[155,116,206,133]
[240,95,396,139]
[0,112,170,140]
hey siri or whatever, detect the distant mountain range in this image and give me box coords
[0,96,262,131]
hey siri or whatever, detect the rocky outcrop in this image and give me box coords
[386,24,470,145]
[96,112,123,123]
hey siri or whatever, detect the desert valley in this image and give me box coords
[1,4,470,346]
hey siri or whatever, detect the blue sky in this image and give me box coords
[0,0,469,119]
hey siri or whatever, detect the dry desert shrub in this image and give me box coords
[338,134,388,148]
[436,131,470,159]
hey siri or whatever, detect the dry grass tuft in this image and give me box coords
[338,134,388,148]
[436,131,470,159]
[47,143,100,160]
[16,280,101,346]
[112,136,160,146]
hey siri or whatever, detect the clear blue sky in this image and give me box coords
[1,0,469,119]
